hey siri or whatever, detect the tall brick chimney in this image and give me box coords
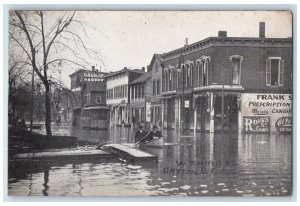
[92,66,95,71]
[218,31,227,37]
[259,22,265,38]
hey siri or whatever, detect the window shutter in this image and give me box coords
[279,59,284,86]
[266,59,271,86]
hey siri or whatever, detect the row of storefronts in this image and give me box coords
[70,22,292,137]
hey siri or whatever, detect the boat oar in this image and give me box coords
[134,131,151,147]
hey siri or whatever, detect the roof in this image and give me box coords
[148,54,162,68]
[129,72,151,84]
[162,36,292,61]
[104,68,145,78]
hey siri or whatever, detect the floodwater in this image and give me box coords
[8,130,292,196]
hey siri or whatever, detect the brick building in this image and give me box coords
[161,22,292,134]
[69,67,107,129]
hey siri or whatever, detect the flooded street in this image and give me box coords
[8,131,291,196]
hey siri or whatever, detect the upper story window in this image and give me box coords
[266,57,284,86]
[157,79,161,95]
[163,66,175,92]
[155,61,159,72]
[229,55,243,85]
[196,56,210,87]
[153,80,157,95]
[183,61,193,88]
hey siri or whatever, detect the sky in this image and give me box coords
[11,11,293,88]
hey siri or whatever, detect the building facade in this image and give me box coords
[147,54,163,128]
[129,72,152,129]
[161,23,292,134]
[105,68,145,126]
[69,67,108,137]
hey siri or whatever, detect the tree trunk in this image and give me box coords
[45,82,52,137]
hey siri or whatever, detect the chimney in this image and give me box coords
[218,31,227,37]
[259,22,265,38]
[124,67,128,70]
[184,38,189,46]
[141,67,145,72]
[92,66,95,71]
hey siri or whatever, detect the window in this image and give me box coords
[157,79,160,95]
[266,57,284,86]
[229,55,243,85]
[153,80,156,95]
[141,85,144,98]
[196,56,210,87]
[155,61,159,72]
[96,95,101,104]
[183,61,193,88]
[169,70,172,91]
[231,58,240,85]
[202,61,208,86]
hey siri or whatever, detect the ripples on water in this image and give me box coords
[8,132,291,196]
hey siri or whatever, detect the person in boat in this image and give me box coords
[147,125,163,141]
[135,125,149,143]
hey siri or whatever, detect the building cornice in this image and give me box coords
[162,37,292,62]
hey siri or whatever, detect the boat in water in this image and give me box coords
[138,138,164,148]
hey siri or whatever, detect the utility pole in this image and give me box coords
[30,67,34,133]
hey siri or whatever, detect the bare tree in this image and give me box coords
[9,11,100,137]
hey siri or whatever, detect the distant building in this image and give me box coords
[161,22,292,134]
[69,66,108,133]
[128,71,152,129]
[69,66,107,108]
[105,67,145,126]
[147,54,163,129]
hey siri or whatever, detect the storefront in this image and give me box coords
[240,93,292,134]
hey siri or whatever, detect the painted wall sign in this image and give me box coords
[243,116,270,133]
[241,93,292,133]
[275,117,292,133]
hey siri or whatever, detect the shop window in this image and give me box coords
[266,57,284,86]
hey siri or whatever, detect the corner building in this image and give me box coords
[161,23,292,134]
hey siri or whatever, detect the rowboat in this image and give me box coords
[138,138,164,148]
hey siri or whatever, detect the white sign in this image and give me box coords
[241,93,292,133]
[184,100,190,108]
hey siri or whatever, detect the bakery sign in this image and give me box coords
[241,93,292,133]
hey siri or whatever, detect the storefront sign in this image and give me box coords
[241,93,292,133]
[243,116,270,133]
[184,100,190,108]
[275,117,292,133]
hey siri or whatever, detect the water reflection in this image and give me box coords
[42,169,49,196]
[8,131,291,196]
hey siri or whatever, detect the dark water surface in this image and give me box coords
[8,131,291,196]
